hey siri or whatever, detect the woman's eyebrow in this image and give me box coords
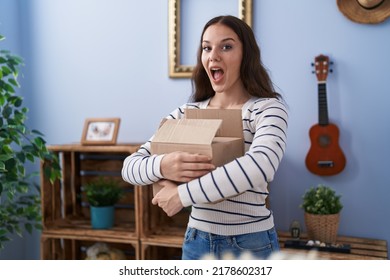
[202,37,236,44]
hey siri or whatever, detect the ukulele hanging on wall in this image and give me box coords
[305,54,346,176]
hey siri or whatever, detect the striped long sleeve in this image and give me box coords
[121,103,200,186]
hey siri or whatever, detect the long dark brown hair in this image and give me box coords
[190,15,281,102]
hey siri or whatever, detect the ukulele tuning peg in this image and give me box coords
[329,69,333,73]
[311,63,315,67]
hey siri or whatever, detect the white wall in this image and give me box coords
[1,0,389,259]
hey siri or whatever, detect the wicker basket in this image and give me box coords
[304,212,340,243]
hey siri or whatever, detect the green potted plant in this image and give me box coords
[300,184,343,243]
[84,177,123,229]
[0,35,61,250]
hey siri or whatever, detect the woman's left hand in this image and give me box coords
[151,180,183,217]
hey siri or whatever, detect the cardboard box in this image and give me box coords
[151,109,244,196]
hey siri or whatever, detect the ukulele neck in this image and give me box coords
[318,82,329,126]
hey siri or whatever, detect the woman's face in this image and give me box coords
[201,23,243,94]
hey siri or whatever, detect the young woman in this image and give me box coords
[122,15,288,260]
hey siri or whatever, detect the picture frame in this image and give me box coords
[168,0,253,78]
[81,118,120,145]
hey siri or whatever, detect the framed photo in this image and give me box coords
[81,118,120,145]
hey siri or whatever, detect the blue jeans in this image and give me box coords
[181,227,280,260]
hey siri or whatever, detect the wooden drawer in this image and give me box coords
[137,185,188,259]
[140,243,182,260]
[41,232,139,260]
[41,145,138,232]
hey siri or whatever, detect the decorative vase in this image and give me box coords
[304,212,340,243]
[90,206,115,229]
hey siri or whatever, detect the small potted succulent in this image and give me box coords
[84,177,123,229]
[300,184,343,243]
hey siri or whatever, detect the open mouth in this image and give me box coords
[211,67,224,81]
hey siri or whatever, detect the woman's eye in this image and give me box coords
[202,46,211,52]
[222,44,232,51]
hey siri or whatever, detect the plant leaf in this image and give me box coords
[25,223,33,234]
[0,34,62,250]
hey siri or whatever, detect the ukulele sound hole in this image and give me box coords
[318,135,330,147]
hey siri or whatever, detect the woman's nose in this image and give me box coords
[209,50,221,62]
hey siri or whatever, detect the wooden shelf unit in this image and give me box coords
[278,231,388,260]
[40,143,141,259]
[40,143,388,260]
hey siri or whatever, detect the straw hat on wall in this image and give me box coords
[337,0,390,24]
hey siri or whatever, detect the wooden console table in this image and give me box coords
[278,231,388,260]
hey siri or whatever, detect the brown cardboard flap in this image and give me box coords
[152,119,222,145]
[185,109,243,138]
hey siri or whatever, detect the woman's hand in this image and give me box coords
[151,180,183,217]
[160,151,215,182]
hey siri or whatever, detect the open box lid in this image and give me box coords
[152,119,223,145]
[185,109,243,138]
